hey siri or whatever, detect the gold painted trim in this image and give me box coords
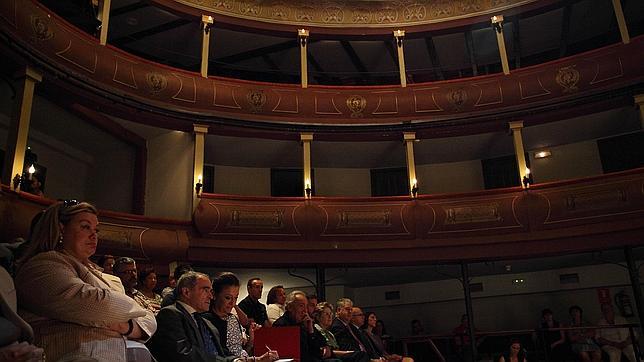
[112,55,138,89]
[213,82,242,109]
[171,73,197,103]
[55,39,98,74]
[173,0,539,29]
[271,89,300,114]
[371,91,399,115]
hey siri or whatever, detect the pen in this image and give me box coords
[266,344,272,352]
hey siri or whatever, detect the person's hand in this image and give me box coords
[303,314,314,333]
[0,341,44,362]
[108,321,130,334]
[256,350,279,362]
[320,346,332,358]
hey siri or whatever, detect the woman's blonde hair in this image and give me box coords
[18,201,98,266]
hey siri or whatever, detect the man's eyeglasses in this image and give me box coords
[62,199,79,208]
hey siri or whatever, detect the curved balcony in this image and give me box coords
[2,168,643,266]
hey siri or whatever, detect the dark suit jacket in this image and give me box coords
[147,302,237,362]
[273,312,326,362]
[329,318,379,359]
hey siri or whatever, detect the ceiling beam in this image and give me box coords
[110,18,192,45]
[464,31,478,76]
[559,3,572,57]
[261,54,280,71]
[213,39,321,65]
[340,40,368,74]
[424,36,444,80]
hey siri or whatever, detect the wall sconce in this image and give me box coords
[11,164,36,191]
[491,14,504,33]
[534,150,552,159]
[195,175,203,195]
[304,180,312,199]
[411,178,418,198]
[522,167,533,189]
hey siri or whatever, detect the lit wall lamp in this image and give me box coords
[195,174,203,195]
[304,179,312,199]
[411,178,418,198]
[534,150,552,159]
[12,164,36,191]
[522,167,534,189]
[491,14,504,33]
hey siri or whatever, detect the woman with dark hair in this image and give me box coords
[567,305,601,362]
[362,312,413,362]
[266,285,286,324]
[15,201,156,362]
[138,267,163,309]
[539,308,567,362]
[498,340,527,362]
[204,272,275,362]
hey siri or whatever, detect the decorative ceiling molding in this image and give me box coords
[168,0,539,29]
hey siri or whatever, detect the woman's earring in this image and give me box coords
[58,233,63,244]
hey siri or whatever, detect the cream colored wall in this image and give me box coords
[314,168,371,196]
[213,165,271,196]
[529,140,603,183]
[416,160,485,194]
[146,131,193,220]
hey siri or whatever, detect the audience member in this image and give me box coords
[330,298,379,360]
[363,311,413,362]
[15,201,156,362]
[266,285,286,324]
[28,176,44,198]
[114,257,161,314]
[273,290,327,362]
[204,272,272,361]
[0,265,43,362]
[596,303,636,362]
[567,305,601,362]
[539,308,567,362]
[238,278,270,327]
[97,254,115,274]
[307,294,318,316]
[452,314,480,362]
[374,320,389,339]
[139,267,164,307]
[411,319,425,336]
[162,274,177,298]
[312,302,369,362]
[161,263,194,307]
[498,339,526,362]
[148,271,277,362]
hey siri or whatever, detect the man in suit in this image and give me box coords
[330,298,380,360]
[148,271,264,362]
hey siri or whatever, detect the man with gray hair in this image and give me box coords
[330,298,379,360]
[273,290,327,362]
[148,272,276,362]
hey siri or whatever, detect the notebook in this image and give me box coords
[253,326,300,361]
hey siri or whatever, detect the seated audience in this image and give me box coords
[162,274,177,298]
[596,303,636,362]
[498,339,527,362]
[539,308,567,362]
[0,265,43,362]
[204,272,273,361]
[96,254,115,275]
[362,311,413,362]
[312,302,369,362]
[411,319,425,336]
[374,320,389,339]
[114,257,161,314]
[266,285,286,324]
[273,290,327,362]
[238,278,270,327]
[148,271,278,362]
[452,314,481,362]
[330,298,379,360]
[567,305,601,362]
[161,263,194,307]
[15,201,156,362]
[139,267,163,310]
[307,294,318,316]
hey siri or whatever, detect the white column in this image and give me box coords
[509,121,529,188]
[193,124,209,209]
[491,15,510,75]
[394,30,407,88]
[301,133,313,197]
[200,15,214,78]
[403,132,418,196]
[98,0,112,45]
[611,0,630,44]
[298,29,309,89]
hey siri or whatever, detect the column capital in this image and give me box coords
[393,29,405,38]
[193,124,209,134]
[508,121,524,131]
[634,94,644,105]
[298,28,309,38]
[201,14,214,34]
[403,132,416,141]
[16,66,42,83]
[300,133,313,142]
